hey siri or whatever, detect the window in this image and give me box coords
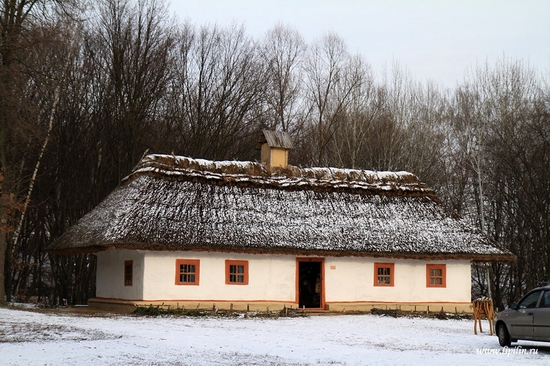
[539,291,550,308]
[518,290,542,309]
[225,260,248,285]
[124,260,133,286]
[426,264,446,288]
[374,263,394,286]
[175,259,200,285]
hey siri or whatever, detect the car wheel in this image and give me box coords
[497,323,511,347]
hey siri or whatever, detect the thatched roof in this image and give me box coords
[48,154,514,262]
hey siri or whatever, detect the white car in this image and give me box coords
[495,285,550,346]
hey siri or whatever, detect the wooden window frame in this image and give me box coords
[225,260,249,285]
[124,260,133,287]
[374,262,394,286]
[426,264,446,288]
[175,259,200,286]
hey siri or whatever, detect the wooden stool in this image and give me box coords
[473,298,494,335]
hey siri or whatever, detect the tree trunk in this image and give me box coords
[0,170,7,302]
[0,204,5,302]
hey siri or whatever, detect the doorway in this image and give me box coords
[297,258,324,309]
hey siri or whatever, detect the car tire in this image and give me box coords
[497,323,511,347]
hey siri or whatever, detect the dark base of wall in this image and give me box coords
[87,298,474,314]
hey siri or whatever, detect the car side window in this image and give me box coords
[539,291,550,308]
[518,290,542,309]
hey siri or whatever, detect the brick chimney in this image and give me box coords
[256,130,294,171]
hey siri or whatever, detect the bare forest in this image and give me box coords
[1,0,549,310]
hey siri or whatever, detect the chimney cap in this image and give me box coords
[256,130,294,150]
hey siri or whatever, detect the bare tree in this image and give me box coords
[0,0,38,303]
[0,0,80,302]
[442,59,550,308]
[92,0,175,178]
[259,24,307,135]
[2,0,176,305]
[166,23,266,160]
[328,56,383,169]
[303,33,361,165]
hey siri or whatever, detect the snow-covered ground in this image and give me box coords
[1,307,549,365]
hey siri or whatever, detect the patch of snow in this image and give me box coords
[1,308,548,365]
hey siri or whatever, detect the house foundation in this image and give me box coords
[87,298,474,314]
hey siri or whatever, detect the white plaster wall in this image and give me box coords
[324,258,471,303]
[142,251,296,302]
[324,257,369,302]
[95,250,471,304]
[95,250,144,300]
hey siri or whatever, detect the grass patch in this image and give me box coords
[132,304,209,317]
[132,304,307,318]
[369,307,472,320]
[132,305,471,320]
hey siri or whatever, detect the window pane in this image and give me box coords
[188,265,195,273]
[541,291,550,308]
[430,277,442,286]
[230,274,236,282]
[376,265,391,285]
[430,269,442,277]
[124,262,133,285]
[519,291,542,309]
[188,274,195,283]
[237,265,244,274]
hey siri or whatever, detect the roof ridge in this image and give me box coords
[123,154,434,197]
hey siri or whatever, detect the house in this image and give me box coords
[48,131,514,313]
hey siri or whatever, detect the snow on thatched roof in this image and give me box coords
[48,154,514,262]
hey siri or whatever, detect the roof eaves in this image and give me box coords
[48,242,516,263]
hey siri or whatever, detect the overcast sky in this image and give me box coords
[168,0,550,88]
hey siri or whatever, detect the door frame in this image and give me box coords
[296,257,325,310]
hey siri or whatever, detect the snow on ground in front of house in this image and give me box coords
[1,308,549,365]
